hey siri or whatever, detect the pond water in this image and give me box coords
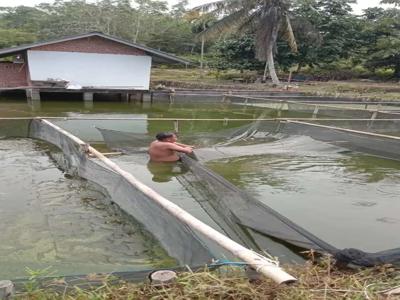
[0,138,174,279]
[207,152,400,252]
[1,97,400,278]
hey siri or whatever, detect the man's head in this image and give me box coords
[155,132,177,143]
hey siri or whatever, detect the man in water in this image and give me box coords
[148,132,194,162]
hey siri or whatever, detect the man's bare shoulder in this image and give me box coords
[150,140,173,148]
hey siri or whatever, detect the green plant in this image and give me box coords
[374,67,395,79]
[23,266,56,293]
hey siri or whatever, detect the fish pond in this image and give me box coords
[1,97,400,279]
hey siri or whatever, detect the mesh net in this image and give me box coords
[27,119,214,267]
[3,116,400,270]
[96,119,274,152]
[279,120,400,161]
[226,95,400,119]
[0,119,32,138]
[178,155,336,252]
[92,116,400,267]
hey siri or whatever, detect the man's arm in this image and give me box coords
[167,143,193,154]
[175,142,195,148]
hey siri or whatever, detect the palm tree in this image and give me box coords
[193,0,297,84]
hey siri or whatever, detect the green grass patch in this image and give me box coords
[15,257,400,299]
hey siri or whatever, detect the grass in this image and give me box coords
[15,256,400,299]
[151,68,400,101]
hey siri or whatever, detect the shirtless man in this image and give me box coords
[148,132,194,162]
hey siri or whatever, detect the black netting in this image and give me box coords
[226,95,400,119]
[28,119,214,266]
[3,117,400,270]
[0,119,32,138]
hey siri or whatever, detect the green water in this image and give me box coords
[0,97,265,119]
[0,139,175,279]
[1,96,400,275]
[206,153,400,252]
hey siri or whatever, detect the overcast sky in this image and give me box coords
[0,0,394,14]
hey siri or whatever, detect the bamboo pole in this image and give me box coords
[40,119,297,284]
[288,120,400,140]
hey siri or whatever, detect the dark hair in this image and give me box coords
[155,132,175,141]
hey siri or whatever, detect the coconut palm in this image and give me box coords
[193,0,298,84]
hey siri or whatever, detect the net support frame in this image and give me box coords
[39,118,297,284]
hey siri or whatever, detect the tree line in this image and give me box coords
[0,0,399,81]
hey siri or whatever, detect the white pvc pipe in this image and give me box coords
[40,119,297,284]
[289,120,400,140]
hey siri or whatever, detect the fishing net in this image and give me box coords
[0,119,214,270]
[3,116,400,272]
[96,117,400,162]
[0,119,32,138]
[226,95,400,119]
[179,155,400,267]
[96,118,276,152]
[94,116,400,267]
[278,120,400,161]
[27,118,214,267]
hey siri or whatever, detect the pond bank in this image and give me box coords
[14,257,400,299]
[151,69,400,101]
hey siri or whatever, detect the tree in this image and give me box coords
[193,0,297,84]
[211,35,264,70]
[380,0,400,5]
[187,10,217,68]
[0,28,36,48]
[361,7,400,78]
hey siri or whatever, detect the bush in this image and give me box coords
[299,62,373,80]
[217,70,242,80]
[374,67,395,79]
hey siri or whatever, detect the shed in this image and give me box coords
[0,32,190,101]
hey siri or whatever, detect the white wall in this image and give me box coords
[28,50,152,90]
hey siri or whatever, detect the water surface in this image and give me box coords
[0,138,174,279]
[1,96,400,273]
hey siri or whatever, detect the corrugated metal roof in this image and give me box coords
[0,32,192,65]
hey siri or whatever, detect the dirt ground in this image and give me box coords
[151,68,400,101]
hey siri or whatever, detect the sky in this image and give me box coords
[0,0,394,14]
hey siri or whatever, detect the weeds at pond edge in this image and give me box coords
[15,256,400,299]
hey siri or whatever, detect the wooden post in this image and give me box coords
[174,120,179,133]
[150,270,177,285]
[83,92,94,102]
[169,89,175,104]
[26,89,41,101]
[120,93,130,102]
[312,105,319,118]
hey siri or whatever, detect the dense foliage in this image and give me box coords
[0,0,399,79]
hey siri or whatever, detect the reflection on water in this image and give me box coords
[339,155,400,183]
[0,139,175,279]
[0,98,266,120]
[147,160,189,183]
[207,151,400,252]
